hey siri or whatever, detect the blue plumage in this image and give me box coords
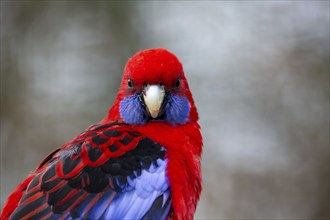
[164,94,190,125]
[94,159,170,220]
[120,94,148,125]
[120,92,190,125]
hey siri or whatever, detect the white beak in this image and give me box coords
[143,85,165,118]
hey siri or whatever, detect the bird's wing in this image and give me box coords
[9,122,171,220]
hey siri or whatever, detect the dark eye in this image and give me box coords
[174,78,180,88]
[128,79,132,88]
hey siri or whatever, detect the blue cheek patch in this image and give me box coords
[120,93,190,125]
[164,94,190,125]
[120,94,148,125]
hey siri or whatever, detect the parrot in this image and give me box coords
[1,48,203,220]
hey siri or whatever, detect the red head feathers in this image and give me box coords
[106,48,199,125]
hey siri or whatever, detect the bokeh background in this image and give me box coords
[1,1,329,219]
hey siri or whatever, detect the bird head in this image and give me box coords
[107,48,198,126]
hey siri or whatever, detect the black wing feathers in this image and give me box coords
[10,123,168,220]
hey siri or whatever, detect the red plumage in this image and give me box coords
[1,48,202,220]
[133,122,202,220]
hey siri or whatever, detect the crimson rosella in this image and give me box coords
[1,48,203,220]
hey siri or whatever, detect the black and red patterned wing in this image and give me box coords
[9,123,170,220]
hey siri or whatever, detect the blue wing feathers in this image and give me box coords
[142,191,172,220]
[100,158,170,220]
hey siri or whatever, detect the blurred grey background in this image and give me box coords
[1,1,329,219]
